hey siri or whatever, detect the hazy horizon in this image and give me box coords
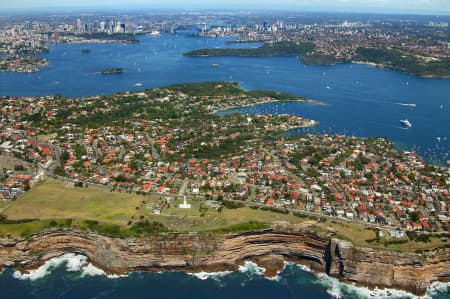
[1,0,449,16]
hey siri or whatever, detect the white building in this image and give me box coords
[179,197,191,209]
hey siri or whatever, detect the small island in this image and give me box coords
[93,68,124,74]
[183,41,315,57]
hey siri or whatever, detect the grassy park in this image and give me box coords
[5,179,143,225]
[0,179,447,252]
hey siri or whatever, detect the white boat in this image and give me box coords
[395,103,416,107]
[400,119,412,128]
[135,83,143,86]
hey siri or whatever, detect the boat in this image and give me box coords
[395,103,416,107]
[400,119,412,128]
[400,103,416,107]
[135,83,143,86]
[211,64,219,67]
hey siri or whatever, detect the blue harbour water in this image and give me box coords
[0,33,449,298]
[0,34,448,164]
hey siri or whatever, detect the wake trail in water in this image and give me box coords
[385,102,417,107]
[394,126,409,130]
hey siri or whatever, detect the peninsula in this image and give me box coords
[301,47,450,78]
[0,82,448,296]
[183,41,315,57]
[0,56,50,73]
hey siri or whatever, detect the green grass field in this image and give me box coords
[2,180,447,252]
[139,198,308,232]
[0,201,13,212]
[6,179,144,225]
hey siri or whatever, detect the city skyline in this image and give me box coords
[1,0,450,15]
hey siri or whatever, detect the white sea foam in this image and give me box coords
[80,263,106,277]
[238,261,266,276]
[314,272,450,299]
[265,274,281,282]
[284,261,312,273]
[10,254,450,297]
[106,273,129,279]
[64,254,88,272]
[12,253,127,281]
[188,270,233,280]
[13,253,86,280]
[427,281,450,298]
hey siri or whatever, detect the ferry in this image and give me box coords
[400,119,412,128]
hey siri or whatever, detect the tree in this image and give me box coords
[410,211,420,223]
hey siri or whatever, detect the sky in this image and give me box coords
[0,0,449,15]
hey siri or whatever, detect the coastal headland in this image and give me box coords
[0,81,448,296]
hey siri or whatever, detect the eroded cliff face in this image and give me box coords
[0,228,448,296]
[328,239,450,296]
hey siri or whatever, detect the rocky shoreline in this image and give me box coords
[1,227,448,296]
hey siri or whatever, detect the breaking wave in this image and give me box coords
[9,254,449,298]
[238,261,266,276]
[187,270,233,281]
[315,272,450,299]
[12,253,127,281]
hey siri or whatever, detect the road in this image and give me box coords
[178,178,189,197]
[146,133,160,160]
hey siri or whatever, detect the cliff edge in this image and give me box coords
[0,228,448,295]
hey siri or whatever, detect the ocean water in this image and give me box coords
[0,33,448,164]
[2,254,449,299]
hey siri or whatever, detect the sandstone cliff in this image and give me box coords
[0,228,448,295]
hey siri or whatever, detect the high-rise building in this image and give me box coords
[76,19,82,33]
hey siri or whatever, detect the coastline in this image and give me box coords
[351,61,450,79]
[3,227,449,296]
[186,48,449,78]
[212,98,325,115]
[9,254,450,298]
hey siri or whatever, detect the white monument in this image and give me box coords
[179,196,191,209]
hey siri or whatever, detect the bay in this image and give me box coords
[0,33,448,164]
